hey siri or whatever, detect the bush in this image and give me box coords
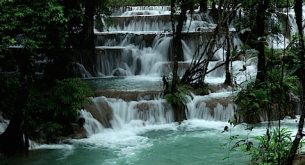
[243,128,293,164]
[26,78,93,138]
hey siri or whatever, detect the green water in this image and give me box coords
[1,118,299,165]
[82,76,163,91]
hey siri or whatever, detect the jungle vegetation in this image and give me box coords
[0,0,110,154]
[1,0,305,164]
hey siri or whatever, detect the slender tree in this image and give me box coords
[180,0,238,88]
[169,0,188,123]
[286,0,305,163]
[166,0,238,124]
[224,18,233,85]
[254,0,270,87]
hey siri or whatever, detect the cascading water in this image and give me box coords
[1,5,303,165]
[85,5,251,127]
[93,6,245,77]
[78,110,105,136]
[64,6,261,164]
[0,114,8,134]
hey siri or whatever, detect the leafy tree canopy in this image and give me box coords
[0,0,112,152]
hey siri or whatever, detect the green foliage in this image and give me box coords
[221,127,239,164]
[242,128,293,164]
[52,79,93,111]
[0,0,108,141]
[196,83,209,95]
[163,75,193,106]
[221,124,254,164]
[26,78,93,137]
[266,69,300,102]
[235,81,269,119]
[108,0,170,6]
[265,43,301,99]
[235,44,301,122]
[0,73,22,114]
[0,75,93,137]
[94,0,112,31]
[235,71,300,122]
[277,0,293,8]
[164,84,193,106]
[0,0,68,51]
[282,34,303,78]
[222,127,299,164]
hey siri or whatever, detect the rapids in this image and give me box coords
[0,117,300,165]
[1,4,303,165]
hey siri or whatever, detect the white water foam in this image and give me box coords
[33,144,74,150]
[79,110,105,136]
[0,121,8,134]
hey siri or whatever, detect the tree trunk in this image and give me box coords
[180,3,237,88]
[0,114,24,154]
[255,0,269,87]
[0,50,34,154]
[224,19,232,85]
[170,0,177,94]
[170,0,187,124]
[199,0,207,13]
[79,0,97,76]
[286,0,304,163]
[200,27,219,84]
[171,3,186,87]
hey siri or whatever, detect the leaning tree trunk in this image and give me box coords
[286,0,305,164]
[180,1,237,88]
[224,19,232,85]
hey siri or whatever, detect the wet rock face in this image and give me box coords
[111,15,171,31]
[208,84,232,93]
[112,68,128,76]
[135,57,142,75]
[95,90,162,101]
[78,117,86,127]
[84,98,113,128]
[71,125,88,139]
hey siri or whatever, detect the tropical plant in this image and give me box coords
[0,0,105,153]
[243,128,293,164]
[234,42,301,122]
[163,75,193,124]
[234,81,269,123]
[26,78,93,138]
[164,83,193,106]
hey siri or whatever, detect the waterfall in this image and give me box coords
[83,97,174,128]
[78,5,258,134]
[80,94,237,136]
[0,114,8,134]
[2,5,305,165]
[3,5,303,141]
[95,5,235,77]
[186,94,234,121]
[78,110,104,136]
